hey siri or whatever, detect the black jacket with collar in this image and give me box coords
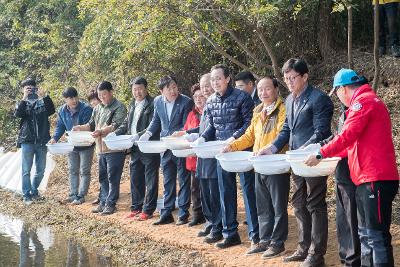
[15,95,56,146]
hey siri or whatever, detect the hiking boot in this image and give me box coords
[152,215,174,225]
[215,234,241,249]
[262,245,285,258]
[101,206,116,216]
[283,250,308,262]
[91,204,105,213]
[391,45,400,57]
[246,241,269,255]
[204,233,223,244]
[299,255,325,267]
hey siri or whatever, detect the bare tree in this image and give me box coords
[372,2,380,92]
[347,4,354,69]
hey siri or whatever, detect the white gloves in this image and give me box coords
[184,133,199,142]
[225,137,235,144]
[130,134,140,145]
[192,137,205,146]
[138,131,151,141]
[106,132,116,138]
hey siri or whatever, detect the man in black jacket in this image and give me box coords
[114,77,160,221]
[15,78,55,205]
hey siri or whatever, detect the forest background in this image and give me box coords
[0,0,387,148]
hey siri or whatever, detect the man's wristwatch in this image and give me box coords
[316,152,323,160]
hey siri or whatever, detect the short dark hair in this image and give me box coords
[130,76,148,88]
[87,89,100,102]
[158,75,177,90]
[97,81,113,91]
[234,71,256,84]
[62,87,78,98]
[210,64,230,78]
[258,76,279,88]
[20,78,36,88]
[282,58,309,75]
[191,83,200,95]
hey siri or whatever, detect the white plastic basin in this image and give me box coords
[249,154,291,175]
[67,131,95,147]
[104,135,134,150]
[46,143,74,155]
[172,148,196,158]
[215,151,253,172]
[161,136,191,150]
[190,141,226,159]
[287,157,341,177]
[136,141,167,154]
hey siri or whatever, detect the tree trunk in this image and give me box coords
[347,5,354,69]
[373,2,380,92]
[317,0,333,60]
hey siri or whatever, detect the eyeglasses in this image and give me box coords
[284,74,301,83]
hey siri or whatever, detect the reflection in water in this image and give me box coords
[0,213,114,267]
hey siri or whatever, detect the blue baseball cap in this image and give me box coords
[332,68,362,88]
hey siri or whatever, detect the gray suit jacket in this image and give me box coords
[273,85,334,150]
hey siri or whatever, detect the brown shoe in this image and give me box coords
[283,250,307,262]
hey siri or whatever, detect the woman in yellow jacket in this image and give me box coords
[223,76,290,258]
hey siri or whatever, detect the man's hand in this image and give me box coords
[257,145,274,156]
[225,137,235,144]
[22,87,31,100]
[221,145,233,153]
[192,137,205,146]
[304,154,322,166]
[48,138,57,144]
[92,130,102,138]
[138,132,151,141]
[172,131,186,137]
[184,133,199,142]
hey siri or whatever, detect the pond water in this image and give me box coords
[0,213,115,267]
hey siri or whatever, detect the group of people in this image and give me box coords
[15,58,399,267]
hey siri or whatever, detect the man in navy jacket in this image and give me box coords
[140,75,194,225]
[195,64,255,249]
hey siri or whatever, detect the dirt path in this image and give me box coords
[72,179,400,267]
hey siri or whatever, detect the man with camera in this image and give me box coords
[15,78,55,205]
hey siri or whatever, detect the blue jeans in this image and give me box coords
[216,162,239,239]
[68,146,94,200]
[98,152,125,208]
[160,150,191,219]
[239,170,260,242]
[21,143,47,199]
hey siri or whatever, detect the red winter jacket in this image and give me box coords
[183,108,201,172]
[320,84,399,185]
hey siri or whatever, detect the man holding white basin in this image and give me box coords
[140,75,194,226]
[73,81,127,216]
[113,77,160,221]
[222,76,290,258]
[305,69,399,267]
[263,58,334,267]
[49,87,94,205]
[194,64,256,249]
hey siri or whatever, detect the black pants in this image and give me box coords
[190,171,203,219]
[378,3,399,48]
[292,175,328,258]
[255,173,290,247]
[356,181,399,267]
[336,182,361,267]
[129,153,160,215]
[200,178,222,236]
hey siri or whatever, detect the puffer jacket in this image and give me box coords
[202,87,254,141]
[15,96,56,146]
[229,97,287,153]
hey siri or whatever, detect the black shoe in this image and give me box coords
[215,234,241,249]
[197,226,212,237]
[246,241,269,255]
[262,245,285,258]
[391,45,400,57]
[152,215,174,225]
[299,255,325,267]
[101,206,116,216]
[176,217,189,226]
[91,204,105,213]
[204,234,223,244]
[283,250,308,262]
[188,216,206,227]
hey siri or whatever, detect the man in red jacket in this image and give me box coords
[305,68,399,267]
